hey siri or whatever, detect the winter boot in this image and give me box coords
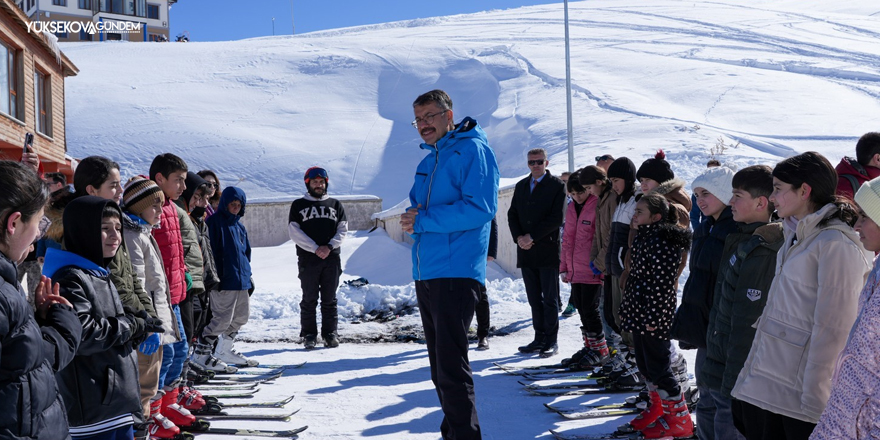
[612,365,646,389]
[214,333,259,367]
[640,390,695,439]
[561,303,577,317]
[190,338,238,373]
[147,393,180,439]
[303,334,317,350]
[671,352,690,387]
[577,332,611,368]
[560,328,591,367]
[324,332,340,348]
[618,385,663,432]
[176,383,206,411]
[161,385,204,430]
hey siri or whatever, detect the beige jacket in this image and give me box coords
[591,187,618,274]
[732,203,871,423]
[123,216,181,345]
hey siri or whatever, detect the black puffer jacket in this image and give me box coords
[0,252,80,440]
[701,221,783,397]
[619,221,692,339]
[45,197,143,428]
[671,206,737,348]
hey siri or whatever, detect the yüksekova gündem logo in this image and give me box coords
[27,21,142,35]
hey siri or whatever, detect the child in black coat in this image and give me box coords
[618,194,693,439]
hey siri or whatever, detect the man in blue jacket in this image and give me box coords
[400,89,499,440]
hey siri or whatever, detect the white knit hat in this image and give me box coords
[692,166,735,206]
[855,176,880,226]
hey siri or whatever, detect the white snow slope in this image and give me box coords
[56,1,880,438]
[61,0,880,204]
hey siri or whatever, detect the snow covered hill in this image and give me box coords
[60,0,880,205]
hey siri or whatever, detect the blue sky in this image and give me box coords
[170,0,560,41]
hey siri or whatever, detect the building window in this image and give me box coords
[78,0,90,9]
[27,0,34,10]
[79,28,92,41]
[0,42,21,121]
[52,0,66,5]
[34,70,51,136]
[147,3,158,19]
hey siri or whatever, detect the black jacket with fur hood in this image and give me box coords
[619,220,692,340]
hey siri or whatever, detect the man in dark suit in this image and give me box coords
[508,148,566,358]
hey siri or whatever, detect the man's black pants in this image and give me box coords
[521,266,560,346]
[475,284,489,339]
[416,278,482,440]
[298,256,341,338]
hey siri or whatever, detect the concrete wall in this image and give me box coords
[241,195,382,248]
[373,187,520,277]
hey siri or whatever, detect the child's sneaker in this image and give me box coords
[561,303,577,317]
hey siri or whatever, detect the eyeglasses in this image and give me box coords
[411,110,448,129]
[595,155,613,162]
[204,183,218,189]
[528,159,546,166]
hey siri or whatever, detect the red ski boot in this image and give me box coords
[147,394,180,439]
[176,383,205,411]
[161,386,209,431]
[641,391,695,439]
[618,388,663,433]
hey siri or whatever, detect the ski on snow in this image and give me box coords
[201,371,282,385]
[197,408,300,421]
[493,361,597,376]
[201,389,257,399]
[549,429,696,440]
[519,378,605,390]
[543,401,643,419]
[220,394,295,408]
[193,382,259,391]
[526,382,642,396]
[184,425,308,438]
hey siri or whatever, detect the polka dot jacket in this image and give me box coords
[619,221,692,340]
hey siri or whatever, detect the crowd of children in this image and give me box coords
[551,132,880,440]
[0,152,258,440]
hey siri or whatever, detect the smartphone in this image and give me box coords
[23,132,33,154]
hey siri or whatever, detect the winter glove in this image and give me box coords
[136,309,165,334]
[248,277,255,297]
[122,306,147,342]
[589,261,602,276]
[139,332,161,355]
[185,272,193,291]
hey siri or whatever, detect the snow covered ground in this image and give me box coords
[53,0,880,437]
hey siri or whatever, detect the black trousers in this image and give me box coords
[521,266,560,345]
[570,283,602,334]
[298,256,341,338]
[416,278,482,440]
[179,290,195,343]
[475,284,489,339]
[632,332,679,396]
[602,276,620,334]
[731,399,816,440]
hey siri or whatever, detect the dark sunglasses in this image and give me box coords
[595,155,613,162]
[528,159,545,166]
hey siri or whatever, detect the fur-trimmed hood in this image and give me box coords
[640,220,692,250]
[647,178,692,211]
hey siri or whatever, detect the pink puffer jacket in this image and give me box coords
[560,196,603,285]
[810,257,880,440]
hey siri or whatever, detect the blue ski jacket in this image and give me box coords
[408,117,499,283]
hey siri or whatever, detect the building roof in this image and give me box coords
[0,0,78,76]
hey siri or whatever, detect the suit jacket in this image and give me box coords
[508,171,566,268]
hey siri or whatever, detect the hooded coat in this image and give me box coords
[408,117,499,282]
[43,196,142,432]
[670,206,737,348]
[835,156,880,200]
[732,204,872,424]
[207,187,252,291]
[0,250,80,440]
[619,221,692,339]
[560,195,603,285]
